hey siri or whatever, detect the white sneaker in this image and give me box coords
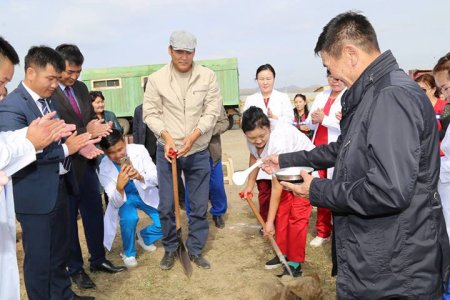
[309,236,331,247]
[137,231,157,252]
[121,254,138,268]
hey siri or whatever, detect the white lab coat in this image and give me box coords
[98,144,159,251]
[438,128,450,242]
[0,128,36,300]
[243,89,294,124]
[305,88,346,178]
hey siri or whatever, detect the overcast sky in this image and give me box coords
[1,0,449,91]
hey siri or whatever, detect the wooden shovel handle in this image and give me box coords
[244,195,293,276]
[172,156,181,230]
[244,196,266,229]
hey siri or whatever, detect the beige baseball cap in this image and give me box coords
[170,30,197,52]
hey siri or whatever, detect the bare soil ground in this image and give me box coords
[17,130,336,299]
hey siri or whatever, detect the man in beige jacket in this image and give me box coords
[143,30,221,270]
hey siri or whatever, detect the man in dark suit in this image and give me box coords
[54,44,125,290]
[0,46,100,299]
[133,103,157,163]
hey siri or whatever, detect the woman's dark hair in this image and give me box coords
[415,74,440,98]
[99,129,123,150]
[255,64,276,80]
[241,106,270,133]
[89,90,105,102]
[433,52,450,80]
[293,94,309,118]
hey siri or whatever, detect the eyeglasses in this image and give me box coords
[65,70,82,76]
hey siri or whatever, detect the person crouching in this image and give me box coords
[241,106,315,276]
[98,129,162,268]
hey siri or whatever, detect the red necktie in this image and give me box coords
[65,87,82,121]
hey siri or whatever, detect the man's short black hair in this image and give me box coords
[55,44,84,66]
[0,36,20,65]
[241,106,271,133]
[314,11,380,58]
[99,129,124,150]
[24,46,65,73]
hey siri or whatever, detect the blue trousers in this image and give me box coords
[119,194,162,257]
[185,158,227,217]
[156,145,210,256]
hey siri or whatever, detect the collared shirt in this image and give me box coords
[22,81,69,174]
[58,83,82,111]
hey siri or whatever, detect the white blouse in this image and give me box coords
[243,89,294,124]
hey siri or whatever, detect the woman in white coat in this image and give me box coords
[433,52,450,297]
[304,71,346,247]
[241,64,294,224]
[243,64,294,123]
[0,130,38,300]
[434,53,450,242]
[98,130,162,268]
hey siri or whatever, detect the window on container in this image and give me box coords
[92,78,122,90]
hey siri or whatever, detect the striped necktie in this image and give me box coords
[38,98,71,172]
[38,98,50,115]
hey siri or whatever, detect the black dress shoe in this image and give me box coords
[212,215,225,229]
[71,270,96,289]
[189,254,211,269]
[160,251,176,270]
[90,259,126,273]
[72,291,95,300]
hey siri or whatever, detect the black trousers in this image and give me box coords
[68,163,105,274]
[17,178,72,300]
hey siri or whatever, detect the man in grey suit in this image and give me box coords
[53,44,125,290]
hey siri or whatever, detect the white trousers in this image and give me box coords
[0,184,20,300]
[438,180,450,243]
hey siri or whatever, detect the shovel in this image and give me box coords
[171,154,193,278]
[240,192,294,277]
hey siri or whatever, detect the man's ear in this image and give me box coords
[26,67,36,82]
[342,44,359,67]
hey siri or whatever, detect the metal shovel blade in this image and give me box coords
[177,229,193,277]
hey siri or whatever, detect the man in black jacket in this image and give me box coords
[262,12,450,299]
